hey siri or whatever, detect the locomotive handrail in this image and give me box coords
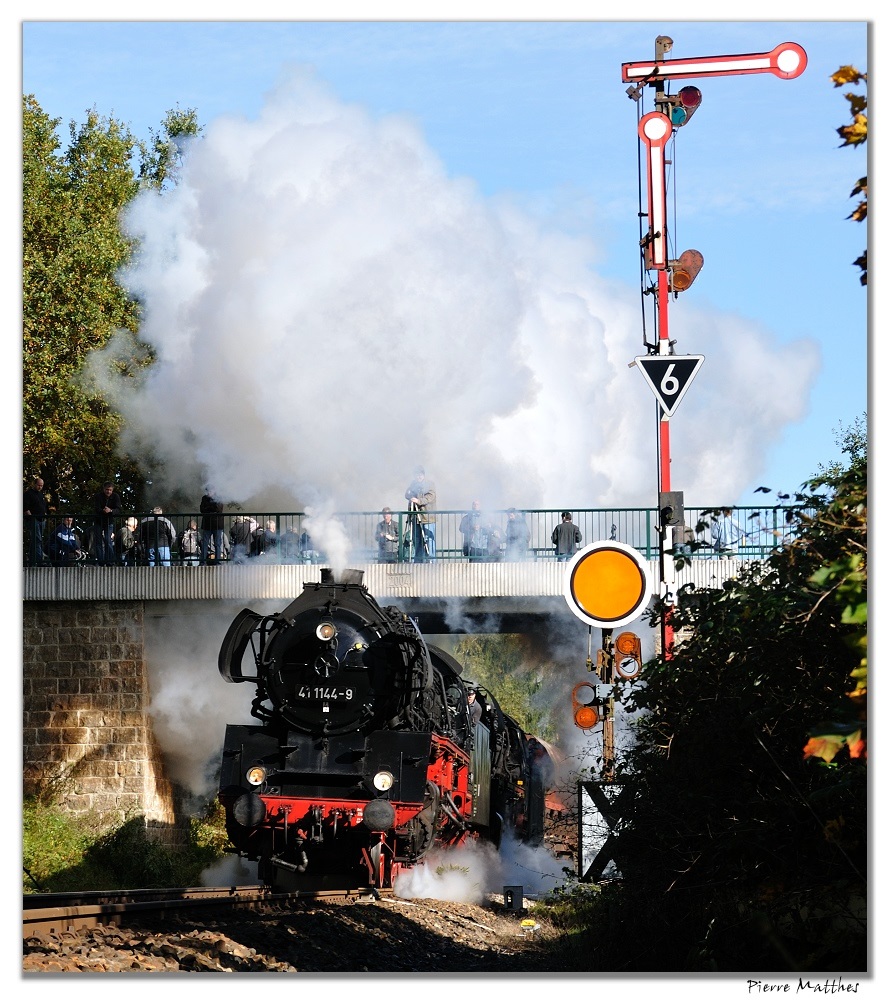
[24,504,806,567]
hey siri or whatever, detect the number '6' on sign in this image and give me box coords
[633,355,704,418]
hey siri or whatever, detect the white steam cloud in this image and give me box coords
[394,834,568,904]
[144,608,257,801]
[86,64,818,517]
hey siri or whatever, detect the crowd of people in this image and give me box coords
[24,468,756,568]
[21,469,588,568]
[22,481,322,568]
[386,466,577,565]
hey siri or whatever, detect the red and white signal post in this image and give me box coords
[622,36,806,660]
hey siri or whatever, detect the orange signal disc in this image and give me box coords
[565,543,650,627]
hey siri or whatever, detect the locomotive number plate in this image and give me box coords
[295,685,355,701]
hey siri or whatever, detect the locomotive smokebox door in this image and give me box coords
[504,885,524,910]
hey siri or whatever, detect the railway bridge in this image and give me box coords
[22,556,750,835]
[22,555,748,631]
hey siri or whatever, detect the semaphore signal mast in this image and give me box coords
[566,36,807,881]
[623,36,807,662]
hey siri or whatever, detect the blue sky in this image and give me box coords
[16,11,871,518]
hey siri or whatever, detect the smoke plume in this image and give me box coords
[85,64,817,521]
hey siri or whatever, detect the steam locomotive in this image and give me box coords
[217,569,549,891]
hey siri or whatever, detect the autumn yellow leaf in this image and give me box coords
[846,731,866,760]
[803,734,846,763]
[838,114,867,147]
[831,65,866,87]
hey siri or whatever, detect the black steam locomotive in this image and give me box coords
[217,569,548,891]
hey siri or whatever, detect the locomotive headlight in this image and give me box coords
[373,770,394,792]
[316,621,337,641]
[246,765,267,786]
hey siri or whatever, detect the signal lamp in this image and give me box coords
[667,85,702,127]
[246,765,267,786]
[316,621,337,641]
[572,682,600,730]
[669,249,704,292]
[614,632,640,656]
[614,632,642,680]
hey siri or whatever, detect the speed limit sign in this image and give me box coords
[633,355,704,418]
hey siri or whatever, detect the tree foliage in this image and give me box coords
[452,634,557,742]
[832,65,867,286]
[22,96,200,512]
[598,431,867,971]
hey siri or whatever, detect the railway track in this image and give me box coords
[23,884,390,938]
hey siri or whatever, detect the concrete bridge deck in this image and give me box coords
[24,558,746,633]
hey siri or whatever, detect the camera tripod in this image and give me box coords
[405,502,431,561]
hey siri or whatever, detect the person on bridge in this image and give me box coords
[230,514,258,562]
[178,519,201,565]
[92,481,122,566]
[48,515,84,565]
[200,490,226,565]
[251,520,279,558]
[375,507,400,563]
[504,508,530,561]
[23,476,49,566]
[458,500,482,558]
[552,511,581,562]
[466,512,490,562]
[486,522,505,561]
[672,522,695,557]
[404,466,436,563]
[711,507,746,555]
[280,525,302,562]
[116,516,140,565]
[140,507,177,566]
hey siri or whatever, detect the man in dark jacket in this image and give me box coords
[140,507,177,566]
[49,516,84,566]
[551,511,582,562]
[375,507,400,563]
[230,515,258,562]
[23,476,49,566]
[200,490,225,564]
[92,481,122,566]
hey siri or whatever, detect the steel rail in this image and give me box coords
[24,884,390,938]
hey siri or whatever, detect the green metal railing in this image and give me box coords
[24,505,802,567]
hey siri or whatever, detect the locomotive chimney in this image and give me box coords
[320,568,365,586]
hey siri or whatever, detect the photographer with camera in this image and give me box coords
[404,466,436,563]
